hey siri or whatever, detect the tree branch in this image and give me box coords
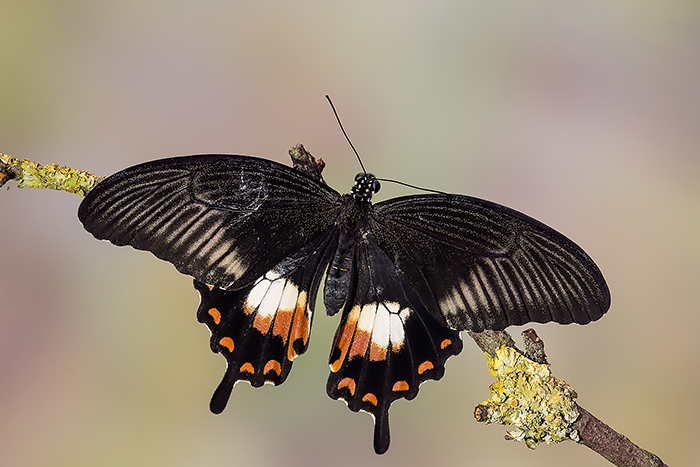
[469,329,667,467]
[470,330,580,449]
[573,406,667,467]
[1,149,668,466]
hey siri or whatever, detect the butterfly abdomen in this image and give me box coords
[324,230,356,317]
[323,194,375,316]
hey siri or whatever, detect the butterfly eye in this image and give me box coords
[355,173,365,183]
[372,179,381,193]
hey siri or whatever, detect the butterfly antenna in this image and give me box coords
[376,178,447,195]
[326,95,367,174]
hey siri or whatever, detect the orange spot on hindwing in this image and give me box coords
[330,306,360,372]
[337,378,356,396]
[219,337,234,352]
[348,329,370,359]
[253,314,273,334]
[392,381,409,392]
[240,363,255,374]
[440,339,452,349]
[264,360,282,376]
[369,342,387,361]
[362,393,378,406]
[287,292,310,361]
[272,309,293,341]
[208,308,221,325]
[418,361,434,374]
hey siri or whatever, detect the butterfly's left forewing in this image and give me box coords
[79,155,341,292]
[326,229,462,454]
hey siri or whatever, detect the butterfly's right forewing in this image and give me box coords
[370,194,610,332]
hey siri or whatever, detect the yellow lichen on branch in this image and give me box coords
[475,344,580,449]
[1,154,103,197]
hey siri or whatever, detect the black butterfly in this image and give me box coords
[78,152,609,454]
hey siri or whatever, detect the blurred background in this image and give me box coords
[1,1,698,466]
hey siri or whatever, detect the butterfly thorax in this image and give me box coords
[332,173,379,231]
[333,193,369,232]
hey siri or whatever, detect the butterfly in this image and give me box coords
[77,149,610,454]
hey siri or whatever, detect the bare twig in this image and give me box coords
[522,328,548,365]
[573,406,667,467]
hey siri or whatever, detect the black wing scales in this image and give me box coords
[79,155,340,291]
[326,230,462,454]
[195,231,339,413]
[370,194,610,331]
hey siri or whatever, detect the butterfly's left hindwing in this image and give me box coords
[196,231,339,414]
[326,229,462,454]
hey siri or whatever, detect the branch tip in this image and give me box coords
[0,153,104,197]
[522,328,548,364]
[288,144,325,183]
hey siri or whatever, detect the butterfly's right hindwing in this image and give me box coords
[78,155,341,291]
[325,228,463,454]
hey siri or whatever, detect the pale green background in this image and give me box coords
[1,1,698,466]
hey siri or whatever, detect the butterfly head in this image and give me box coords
[351,173,381,202]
